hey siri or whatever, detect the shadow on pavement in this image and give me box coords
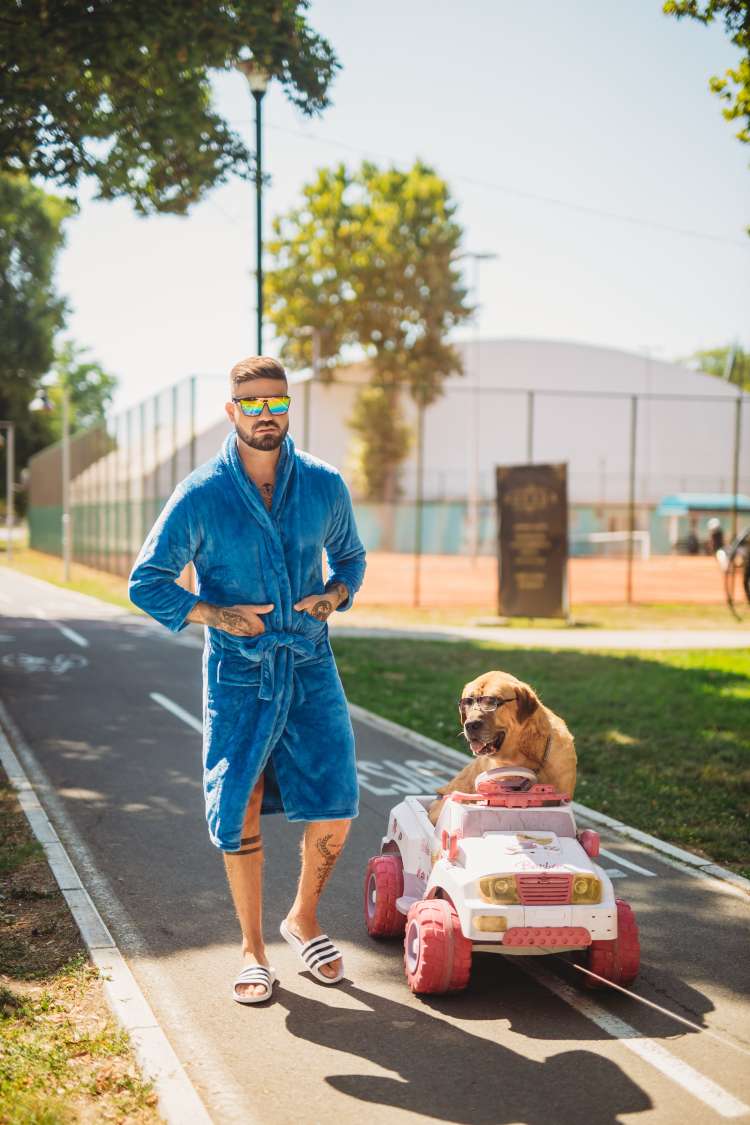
[275,980,651,1124]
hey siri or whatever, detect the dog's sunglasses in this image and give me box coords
[458,695,516,714]
[232,395,291,417]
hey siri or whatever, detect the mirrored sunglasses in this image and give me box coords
[232,395,291,417]
[458,695,516,714]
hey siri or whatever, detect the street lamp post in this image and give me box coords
[0,422,15,562]
[61,386,71,581]
[462,250,498,560]
[297,325,321,450]
[237,58,270,354]
[30,384,71,580]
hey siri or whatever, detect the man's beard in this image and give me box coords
[235,418,288,451]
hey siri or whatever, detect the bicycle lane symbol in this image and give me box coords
[0,653,89,676]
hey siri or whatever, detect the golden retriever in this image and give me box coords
[428,670,577,824]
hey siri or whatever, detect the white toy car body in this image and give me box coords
[364,767,640,994]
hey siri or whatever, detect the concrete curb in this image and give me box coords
[348,702,750,897]
[0,718,213,1125]
[332,621,750,651]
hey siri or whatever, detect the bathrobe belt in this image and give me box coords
[233,630,319,703]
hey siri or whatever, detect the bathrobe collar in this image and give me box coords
[221,429,297,534]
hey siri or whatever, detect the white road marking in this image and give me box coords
[570,962,750,1057]
[150,692,202,734]
[521,962,750,1119]
[604,867,627,879]
[32,608,88,648]
[599,847,657,877]
[0,591,11,603]
[357,755,455,796]
[0,652,88,675]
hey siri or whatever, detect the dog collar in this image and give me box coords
[540,733,552,767]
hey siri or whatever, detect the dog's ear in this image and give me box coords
[515,686,540,723]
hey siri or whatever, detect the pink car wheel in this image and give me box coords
[364,855,406,937]
[585,899,640,988]
[403,899,472,994]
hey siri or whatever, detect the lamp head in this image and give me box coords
[237,56,270,94]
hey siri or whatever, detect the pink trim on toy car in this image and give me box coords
[578,829,600,858]
[450,783,570,809]
[517,873,573,905]
[503,926,592,948]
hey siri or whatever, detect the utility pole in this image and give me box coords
[460,250,498,560]
[0,422,15,562]
[237,58,270,354]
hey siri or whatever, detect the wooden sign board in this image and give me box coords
[496,463,568,618]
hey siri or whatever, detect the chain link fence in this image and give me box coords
[27,370,749,600]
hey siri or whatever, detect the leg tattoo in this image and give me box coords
[314,832,340,896]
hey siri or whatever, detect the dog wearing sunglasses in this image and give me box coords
[428,670,577,825]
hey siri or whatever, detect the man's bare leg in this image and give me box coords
[283,819,351,980]
[223,775,268,999]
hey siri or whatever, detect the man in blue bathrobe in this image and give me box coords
[129,355,366,1000]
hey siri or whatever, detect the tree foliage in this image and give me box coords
[663,2,750,151]
[1,0,340,214]
[684,343,750,388]
[266,160,471,499]
[0,173,72,501]
[45,341,119,439]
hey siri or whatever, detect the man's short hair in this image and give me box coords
[229,356,287,390]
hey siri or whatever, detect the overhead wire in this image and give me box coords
[223,115,749,250]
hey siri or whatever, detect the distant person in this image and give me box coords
[707,517,728,572]
[129,356,366,1004]
[706,517,724,554]
[685,517,700,556]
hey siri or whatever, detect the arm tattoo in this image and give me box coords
[188,602,259,635]
[314,832,340,896]
[324,580,349,609]
[310,598,334,621]
[217,608,254,634]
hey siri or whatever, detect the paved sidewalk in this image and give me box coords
[329,619,750,650]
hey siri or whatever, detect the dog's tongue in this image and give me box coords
[470,739,488,755]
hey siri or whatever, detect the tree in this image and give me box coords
[266,160,472,500]
[0,172,72,507]
[663,2,750,155]
[1,1,340,215]
[683,343,750,388]
[45,341,119,439]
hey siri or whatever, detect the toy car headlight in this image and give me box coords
[479,875,520,904]
[571,875,601,904]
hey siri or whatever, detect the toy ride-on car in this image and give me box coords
[363,766,640,995]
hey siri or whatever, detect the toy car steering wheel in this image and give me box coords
[475,766,538,795]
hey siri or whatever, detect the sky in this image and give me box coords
[53,0,750,412]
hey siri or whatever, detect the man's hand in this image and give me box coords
[189,602,274,636]
[294,581,349,623]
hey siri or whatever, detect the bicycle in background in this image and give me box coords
[721,527,750,621]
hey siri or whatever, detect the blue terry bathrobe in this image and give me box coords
[128,432,367,852]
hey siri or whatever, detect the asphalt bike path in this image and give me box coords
[0,569,748,1124]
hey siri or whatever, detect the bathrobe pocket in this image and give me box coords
[216,652,263,686]
[293,607,329,642]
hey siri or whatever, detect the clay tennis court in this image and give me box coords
[357,553,727,607]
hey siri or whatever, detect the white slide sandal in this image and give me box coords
[232,964,276,1004]
[279,920,345,984]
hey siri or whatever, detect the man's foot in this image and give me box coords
[235,951,273,999]
[282,914,342,980]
